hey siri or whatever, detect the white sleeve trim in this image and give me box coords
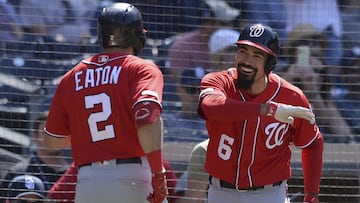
[295,130,320,149]
[132,99,162,110]
[44,128,69,138]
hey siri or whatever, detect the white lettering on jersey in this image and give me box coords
[218,134,235,160]
[75,66,122,91]
[265,122,289,149]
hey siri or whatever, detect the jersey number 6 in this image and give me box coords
[218,134,235,160]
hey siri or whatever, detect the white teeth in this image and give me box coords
[242,67,253,72]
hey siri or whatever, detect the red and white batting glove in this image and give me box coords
[147,170,168,203]
[266,101,315,125]
[303,193,319,203]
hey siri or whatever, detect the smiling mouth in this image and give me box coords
[238,64,255,74]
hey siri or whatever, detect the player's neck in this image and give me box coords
[103,47,134,55]
[244,76,268,96]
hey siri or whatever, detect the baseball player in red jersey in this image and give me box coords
[43,3,168,203]
[198,24,324,203]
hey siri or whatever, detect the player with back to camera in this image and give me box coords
[43,3,168,203]
[198,24,323,203]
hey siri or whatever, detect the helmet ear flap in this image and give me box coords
[265,56,277,74]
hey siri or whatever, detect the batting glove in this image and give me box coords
[266,101,315,125]
[147,170,168,203]
[303,193,319,203]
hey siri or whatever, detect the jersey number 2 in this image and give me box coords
[85,93,115,142]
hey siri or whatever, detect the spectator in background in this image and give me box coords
[0,111,69,202]
[279,24,353,143]
[0,0,23,49]
[121,0,181,40]
[163,67,208,142]
[115,0,183,68]
[283,0,343,67]
[180,0,241,33]
[208,28,240,72]
[175,139,209,203]
[5,175,47,202]
[338,0,360,51]
[18,0,97,44]
[230,0,287,40]
[167,0,240,84]
[331,47,360,141]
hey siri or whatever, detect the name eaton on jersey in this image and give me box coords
[74,65,121,91]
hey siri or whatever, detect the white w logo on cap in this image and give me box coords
[249,25,265,37]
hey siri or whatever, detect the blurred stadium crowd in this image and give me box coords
[0,0,360,202]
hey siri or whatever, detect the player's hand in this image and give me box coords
[147,171,168,203]
[266,101,315,125]
[303,193,319,203]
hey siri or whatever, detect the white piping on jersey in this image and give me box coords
[234,73,282,103]
[199,87,217,100]
[296,129,320,149]
[132,98,162,110]
[247,116,261,187]
[44,128,68,138]
[234,73,282,188]
[267,74,282,103]
[81,55,128,66]
[235,120,247,191]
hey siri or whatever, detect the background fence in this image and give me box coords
[0,0,360,202]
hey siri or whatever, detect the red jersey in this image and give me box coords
[45,53,163,166]
[198,68,321,188]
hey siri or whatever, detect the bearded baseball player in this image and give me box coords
[43,3,168,203]
[198,24,323,203]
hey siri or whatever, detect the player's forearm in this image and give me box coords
[301,134,324,194]
[137,117,163,153]
[199,95,262,121]
[44,134,71,149]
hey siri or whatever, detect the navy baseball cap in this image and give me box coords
[7,175,46,199]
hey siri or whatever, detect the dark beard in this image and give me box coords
[236,64,256,91]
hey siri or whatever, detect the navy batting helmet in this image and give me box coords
[235,24,280,73]
[7,175,45,199]
[98,3,146,55]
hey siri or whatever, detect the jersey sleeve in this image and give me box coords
[45,77,70,137]
[198,72,261,121]
[291,93,322,148]
[130,62,164,110]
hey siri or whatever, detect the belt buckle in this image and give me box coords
[99,160,110,165]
